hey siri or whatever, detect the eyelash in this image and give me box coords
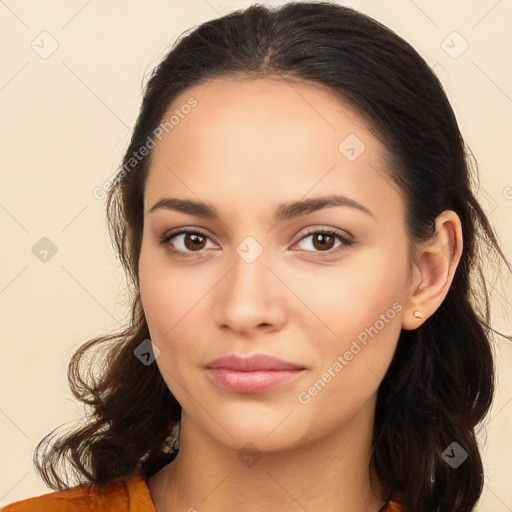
[158,227,355,259]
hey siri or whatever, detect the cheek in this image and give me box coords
[138,269,194,400]
[139,249,203,336]
[298,248,406,389]
[138,252,209,388]
[298,247,407,332]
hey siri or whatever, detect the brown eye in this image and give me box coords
[311,232,336,251]
[295,228,354,257]
[158,228,214,258]
[183,233,207,251]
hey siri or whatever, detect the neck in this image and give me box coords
[149,396,386,512]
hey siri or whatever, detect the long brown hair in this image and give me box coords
[33,3,511,510]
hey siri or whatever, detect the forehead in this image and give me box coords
[144,76,403,225]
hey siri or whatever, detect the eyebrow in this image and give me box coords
[147,194,375,222]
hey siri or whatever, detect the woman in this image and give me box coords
[2,2,510,511]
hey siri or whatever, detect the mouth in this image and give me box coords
[205,353,307,393]
[205,353,305,371]
[206,367,307,393]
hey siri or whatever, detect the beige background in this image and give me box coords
[0,0,511,510]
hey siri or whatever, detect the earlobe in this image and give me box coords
[401,210,463,331]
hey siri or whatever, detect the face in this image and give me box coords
[138,76,413,453]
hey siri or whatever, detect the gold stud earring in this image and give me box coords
[413,311,423,318]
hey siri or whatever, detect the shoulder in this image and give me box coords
[387,495,404,512]
[0,473,156,512]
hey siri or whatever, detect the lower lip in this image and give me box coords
[206,368,306,393]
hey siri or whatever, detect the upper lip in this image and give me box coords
[206,354,305,371]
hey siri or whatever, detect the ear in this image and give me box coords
[402,210,463,330]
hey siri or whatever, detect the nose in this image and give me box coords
[212,248,286,336]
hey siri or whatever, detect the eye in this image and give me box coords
[158,226,355,259]
[158,228,215,258]
[293,227,354,257]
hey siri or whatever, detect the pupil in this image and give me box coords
[185,234,205,250]
[315,234,333,250]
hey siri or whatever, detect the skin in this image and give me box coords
[139,76,463,512]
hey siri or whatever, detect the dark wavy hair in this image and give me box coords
[33,2,511,511]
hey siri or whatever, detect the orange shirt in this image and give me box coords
[1,473,156,512]
[1,472,403,511]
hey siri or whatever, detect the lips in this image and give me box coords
[205,353,305,371]
[205,354,307,393]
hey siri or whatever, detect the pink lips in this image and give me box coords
[205,354,307,393]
